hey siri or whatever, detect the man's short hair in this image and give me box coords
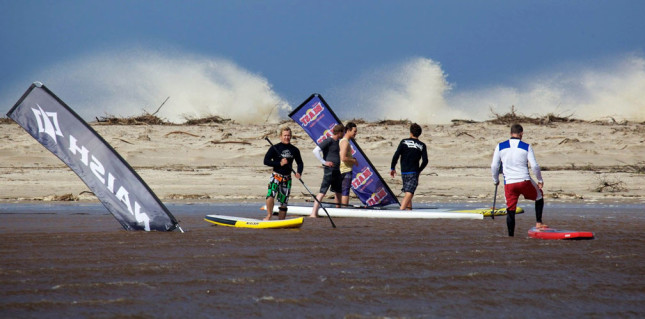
[410,123,422,138]
[510,124,523,134]
[345,122,357,133]
[280,126,292,135]
[332,124,344,135]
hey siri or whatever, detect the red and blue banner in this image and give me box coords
[289,94,399,207]
[7,82,181,231]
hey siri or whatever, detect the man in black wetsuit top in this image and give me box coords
[310,124,344,218]
[263,126,303,220]
[390,123,429,210]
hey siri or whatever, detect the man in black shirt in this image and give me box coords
[263,126,303,220]
[310,124,344,217]
[390,123,428,210]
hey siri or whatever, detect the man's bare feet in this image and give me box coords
[536,223,548,229]
[308,214,318,218]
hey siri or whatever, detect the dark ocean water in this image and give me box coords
[0,202,643,318]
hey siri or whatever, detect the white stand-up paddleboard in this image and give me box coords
[261,205,522,219]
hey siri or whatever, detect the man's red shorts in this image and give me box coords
[504,180,543,211]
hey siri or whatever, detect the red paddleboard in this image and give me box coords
[528,227,594,240]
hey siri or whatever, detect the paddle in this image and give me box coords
[490,183,498,219]
[265,137,336,228]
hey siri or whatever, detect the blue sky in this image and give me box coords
[2,0,644,123]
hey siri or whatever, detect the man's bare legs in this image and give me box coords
[264,196,274,220]
[400,192,414,210]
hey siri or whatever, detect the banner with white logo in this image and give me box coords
[7,83,180,231]
[289,94,399,207]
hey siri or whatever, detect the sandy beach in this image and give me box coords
[0,120,643,205]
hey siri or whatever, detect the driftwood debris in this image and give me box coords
[165,193,212,200]
[46,193,79,201]
[183,116,231,125]
[96,114,170,125]
[487,105,581,125]
[456,131,475,138]
[116,138,133,145]
[593,177,628,193]
[376,119,411,125]
[451,119,479,125]
[165,131,201,138]
[210,140,252,145]
[151,97,170,116]
[0,117,14,124]
[95,97,172,125]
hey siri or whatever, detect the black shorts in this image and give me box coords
[401,173,419,194]
[341,171,353,196]
[319,166,342,194]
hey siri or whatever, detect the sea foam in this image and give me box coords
[337,55,645,123]
[7,49,645,124]
[33,48,291,124]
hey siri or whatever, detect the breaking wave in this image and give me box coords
[5,47,644,125]
[31,48,291,123]
[337,55,645,123]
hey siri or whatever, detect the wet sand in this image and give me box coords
[1,203,643,318]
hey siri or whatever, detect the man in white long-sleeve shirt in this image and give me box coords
[491,124,547,237]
